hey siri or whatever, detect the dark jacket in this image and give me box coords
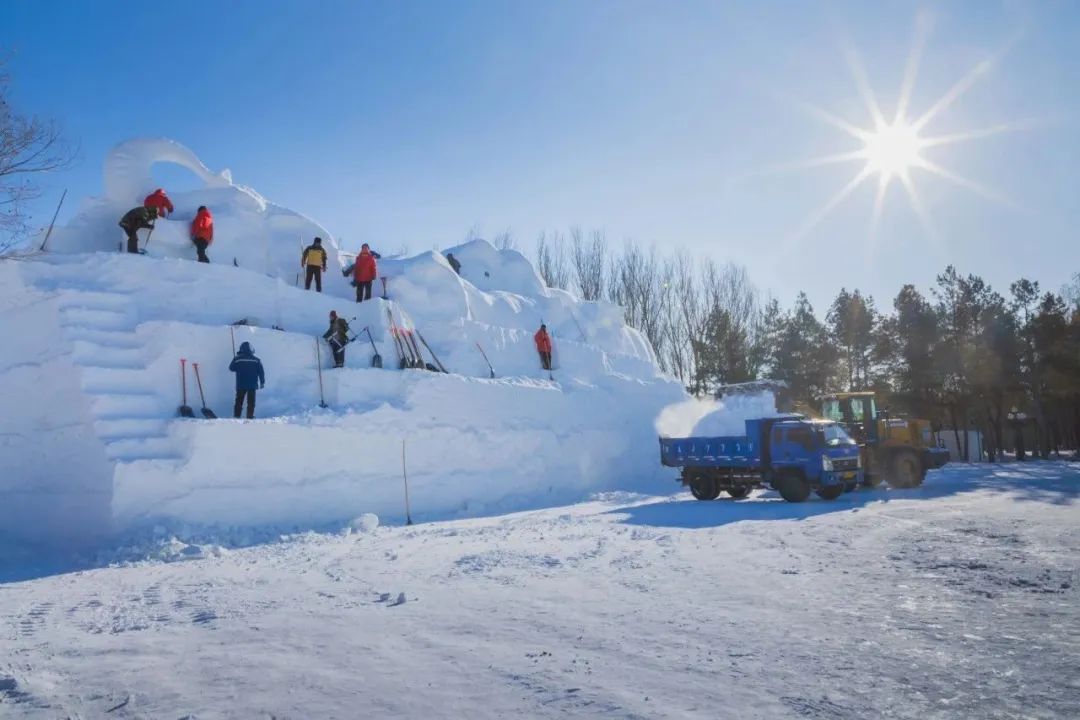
[447,253,461,274]
[229,342,265,391]
[323,317,350,345]
[119,206,156,231]
[302,243,327,269]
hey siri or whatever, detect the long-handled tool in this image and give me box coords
[475,342,495,379]
[360,326,383,368]
[229,325,236,355]
[191,362,217,418]
[416,330,448,373]
[405,330,427,370]
[386,307,409,369]
[315,338,328,408]
[141,223,155,254]
[178,359,196,418]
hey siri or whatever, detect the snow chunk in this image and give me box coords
[350,514,380,533]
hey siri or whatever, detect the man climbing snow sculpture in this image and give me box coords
[323,311,350,368]
[229,341,265,419]
[354,243,378,303]
[118,205,157,254]
[302,237,328,292]
[535,323,553,371]
[143,188,174,218]
[446,252,461,275]
[190,205,213,263]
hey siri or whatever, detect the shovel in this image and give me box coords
[191,362,217,418]
[178,359,196,418]
[361,326,383,368]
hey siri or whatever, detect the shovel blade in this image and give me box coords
[201,408,217,419]
[179,405,196,418]
[372,353,383,368]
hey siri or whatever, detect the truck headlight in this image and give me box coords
[822,455,833,471]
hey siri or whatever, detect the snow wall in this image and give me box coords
[1,138,685,547]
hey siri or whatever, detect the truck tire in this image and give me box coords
[775,473,810,503]
[690,478,720,501]
[888,452,922,489]
[727,486,751,499]
[861,474,883,489]
[816,485,844,500]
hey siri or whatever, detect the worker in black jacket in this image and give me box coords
[118,205,158,254]
[322,311,350,368]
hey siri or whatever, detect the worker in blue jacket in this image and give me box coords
[229,341,265,419]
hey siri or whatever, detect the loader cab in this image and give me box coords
[822,392,879,444]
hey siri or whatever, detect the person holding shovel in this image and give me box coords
[323,311,350,368]
[118,205,158,254]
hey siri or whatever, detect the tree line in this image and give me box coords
[525,227,1080,461]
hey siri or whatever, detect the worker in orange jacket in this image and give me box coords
[190,206,213,263]
[534,323,552,371]
[144,188,174,218]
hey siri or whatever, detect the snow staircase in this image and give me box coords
[55,290,182,463]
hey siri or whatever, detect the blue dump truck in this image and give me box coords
[659,417,863,502]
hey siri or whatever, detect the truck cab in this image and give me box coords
[765,419,862,501]
[659,417,862,503]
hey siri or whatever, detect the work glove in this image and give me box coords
[260,382,265,390]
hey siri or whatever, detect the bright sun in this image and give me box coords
[862,121,922,180]
[767,13,1022,245]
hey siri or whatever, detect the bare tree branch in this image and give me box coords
[1,53,77,251]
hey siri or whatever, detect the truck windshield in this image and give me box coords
[818,423,855,446]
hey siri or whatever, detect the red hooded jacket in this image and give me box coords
[191,208,214,243]
[354,249,378,283]
[143,189,174,216]
[534,328,552,353]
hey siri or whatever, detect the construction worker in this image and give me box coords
[446,252,461,275]
[229,341,265,419]
[323,311,350,368]
[353,243,377,302]
[190,206,213,263]
[143,188,174,218]
[302,237,328,292]
[118,205,158,254]
[534,323,552,371]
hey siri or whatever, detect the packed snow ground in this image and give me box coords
[2,462,1078,719]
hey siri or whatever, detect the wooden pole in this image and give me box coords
[39,189,67,251]
[402,439,414,525]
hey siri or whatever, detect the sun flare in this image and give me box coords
[862,121,922,181]
[764,15,1025,246]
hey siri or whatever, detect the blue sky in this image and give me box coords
[3,0,1078,311]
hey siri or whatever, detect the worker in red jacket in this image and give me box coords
[190,206,213,263]
[534,323,553,370]
[143,188,174,218]
[353,243,378,303]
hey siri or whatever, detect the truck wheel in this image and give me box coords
[775,474,810,503]
[816,485,844,500]
[889,452,922,489]
[861,474,883,489]
[690,479,720,501]
[727,486,751,499]
[842,480,857,493]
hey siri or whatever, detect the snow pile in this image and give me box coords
[43,138,348,295]
[656,390,782,438]
[0,138,685,547]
